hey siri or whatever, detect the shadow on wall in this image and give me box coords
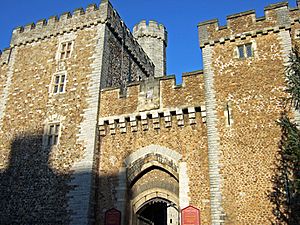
[0,133,71,225]
[268,114,300,225]
[0,132,120,225]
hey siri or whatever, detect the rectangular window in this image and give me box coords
[52,73,66,94]
[238,43,253,59]
[238,45,245,59]
[245,43,253,57]
[47,123,60,146]
[59,41,73,60]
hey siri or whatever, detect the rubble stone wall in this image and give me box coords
[212,32,286,224]
[97,71,211,224]
[0,25,100,224]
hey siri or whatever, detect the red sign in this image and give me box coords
[181,206,200,225]
[105,208,121,225]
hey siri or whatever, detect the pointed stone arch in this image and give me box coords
[124,144,182,185]
[121,145,184,225]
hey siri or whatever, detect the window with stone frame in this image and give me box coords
[52,72,66,94]
[46,123,60,146]
[237,43,253,59]
[59,41,73,60]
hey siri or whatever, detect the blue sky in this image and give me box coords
[0,0,297,82]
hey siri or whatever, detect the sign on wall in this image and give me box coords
[105,208,121,225]
[181,205,200,225]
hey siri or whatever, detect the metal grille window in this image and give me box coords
[53,73,66,94]
[238,43,253,59]
[47,123,60,146]
[59,42,72,60]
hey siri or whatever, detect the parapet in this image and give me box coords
[9,0,154,77]
[198,1,296,47]
[10,3,105,46]
[100,70,205,118]
[133,20,168,45]
[0,48,11,65]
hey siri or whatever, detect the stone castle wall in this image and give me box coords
[0,0,153,224]
[210,31,287,224]
[0,26,99,223]
[10,0,154,78]
[96,71,212,224]
[198,2,294,224]
[1,0,300,224]
[102,26,146,90]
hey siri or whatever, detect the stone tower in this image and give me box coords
[133,20,167,78]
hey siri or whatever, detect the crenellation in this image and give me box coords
[100,71,205,118]
[264,1,288,11]
[198,1,294,47]
[86,3,98,13]
[133,19,168,77]
[60,12,72,22]
[36,19,47,29]
[1,1,297,224]
[9,0,154,78]
[47,16,59,26]
[0,48,11,65]
[133,20,167,42]
[73,8,84,17]
[227,10,255,20]
[24,23,35,32]
[10,2,104,46]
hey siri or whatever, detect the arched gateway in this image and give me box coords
[124,145,182,225]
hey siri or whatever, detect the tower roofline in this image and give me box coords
[197,1,296,47]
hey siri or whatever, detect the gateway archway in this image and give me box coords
[136,198,178,225]
[124,145,182,225]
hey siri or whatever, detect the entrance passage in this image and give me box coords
[136,198,178,225]
[138,202,167,225]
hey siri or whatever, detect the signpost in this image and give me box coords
[181,206,200,225]
[105,208,121,225]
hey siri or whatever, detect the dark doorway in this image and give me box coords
[137,202,167,225]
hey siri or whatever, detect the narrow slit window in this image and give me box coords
[226,103,231,126]
[225,102,233,126]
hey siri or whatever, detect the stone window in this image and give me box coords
[52,72,67,94]
[237,43,253,59]
[224,102,233,126]
[46,123,60,146]
[59,41,73,60]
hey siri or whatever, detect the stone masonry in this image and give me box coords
[1,0,300,225]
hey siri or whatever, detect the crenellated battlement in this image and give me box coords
[99,71,206,134]
[133,20,167,44]
[99,70,205,118]
[11,3,103,45]
[198,1,297,47]
[132,20,168,77]
[0,48,11,65]
[9,0,154,77]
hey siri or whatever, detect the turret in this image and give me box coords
[133,20,167,78]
